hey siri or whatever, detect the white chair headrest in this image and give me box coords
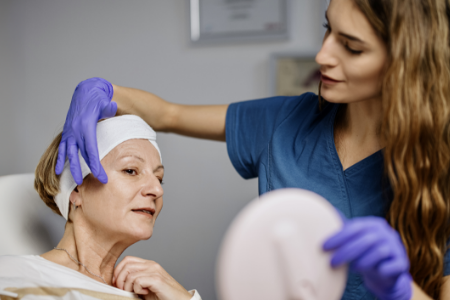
[0,174,64,255]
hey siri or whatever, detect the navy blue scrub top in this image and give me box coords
[225,92,450,299]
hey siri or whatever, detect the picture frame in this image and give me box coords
[270,52,321,97]
[190,0,290,44]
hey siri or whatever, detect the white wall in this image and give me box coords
[0,1,324,299]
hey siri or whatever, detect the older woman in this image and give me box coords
[0,115,201,300]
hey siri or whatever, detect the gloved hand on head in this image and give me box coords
[55,77,117,185]
[323,216,412,300]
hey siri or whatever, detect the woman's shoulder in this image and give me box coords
[256,92,335,123]
[0,254,77,280]
[273,93,336,131]
[278,92,330,115]
[0,254,80,279]
[0,255,43,287]
[0,255,139,299]
[228,92,330,129]
[251,92,320,110]
[0,255,40,271]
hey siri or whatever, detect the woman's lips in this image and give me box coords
[133,211,153,218]
[321,74,343,85]
[132,208,155,219]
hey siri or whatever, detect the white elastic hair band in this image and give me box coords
[55,115,162,220]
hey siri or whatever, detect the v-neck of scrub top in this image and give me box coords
[326,104,384,176]
[325,103,386,218]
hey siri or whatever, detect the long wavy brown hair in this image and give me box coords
[336,0,450,297]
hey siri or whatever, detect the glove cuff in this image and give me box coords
[96,77,114,100]
[383,273,412,300]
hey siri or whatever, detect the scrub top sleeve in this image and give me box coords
[225,95,306,179]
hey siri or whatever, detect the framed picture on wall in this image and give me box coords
[190,0,289,44]
[270,53,321,97]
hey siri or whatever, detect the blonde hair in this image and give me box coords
[34,133,63,217]
[329,0,450,297]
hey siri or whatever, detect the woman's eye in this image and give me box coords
[344,42,363,55]
[322,22,330,31]
[124,169,137,175]
[158,178,164,185]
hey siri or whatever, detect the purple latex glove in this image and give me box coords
[323,217,412,300]
[55,78,117,184]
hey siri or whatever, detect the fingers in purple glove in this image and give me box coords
[378,257,409,278]
[324,217,389,250]
[67,137,83,185]
[82,120,107,184]
[55,141,67,175]
[329,231,386,267]
[351,242,393,271]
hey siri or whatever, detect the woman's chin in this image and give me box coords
[123,216,155,240]
[319,87,350,104]
[131,228,154,241]
[320,92,345,104]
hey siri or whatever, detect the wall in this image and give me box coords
[0,1,324,299]
[0,1,16,170]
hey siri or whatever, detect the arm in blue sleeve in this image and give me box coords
[225,94,314,179]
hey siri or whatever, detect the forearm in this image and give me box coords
[112,84,227,141]
[412,282,433,300]
[112,84,172,131]
[413,275,450,300]
[440,276,450,300]
[169,104,227,141]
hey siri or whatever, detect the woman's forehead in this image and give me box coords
[329,0,368,30]
[328,0,382,46]
[103,139,160,163]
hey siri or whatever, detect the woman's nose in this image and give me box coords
[315,34,338,68]
[141,175,163,199]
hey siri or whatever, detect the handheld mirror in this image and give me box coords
[216,188,347,300]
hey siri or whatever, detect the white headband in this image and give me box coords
[55,115,161,220]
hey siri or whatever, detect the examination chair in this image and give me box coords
[0,173,65,256]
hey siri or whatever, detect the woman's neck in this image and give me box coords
[334,97,385,170]
[41,221,131,285]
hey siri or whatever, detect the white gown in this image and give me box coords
[0,255,201,300]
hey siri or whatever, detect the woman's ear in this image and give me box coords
[69,186,82,209]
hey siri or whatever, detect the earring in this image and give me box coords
[72,202,77,211]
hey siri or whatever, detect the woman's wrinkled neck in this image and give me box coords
[41,219,133,285]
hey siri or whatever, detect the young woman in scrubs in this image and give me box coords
[56,0,450,299]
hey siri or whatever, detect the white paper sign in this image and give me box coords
[190,0,289,43]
